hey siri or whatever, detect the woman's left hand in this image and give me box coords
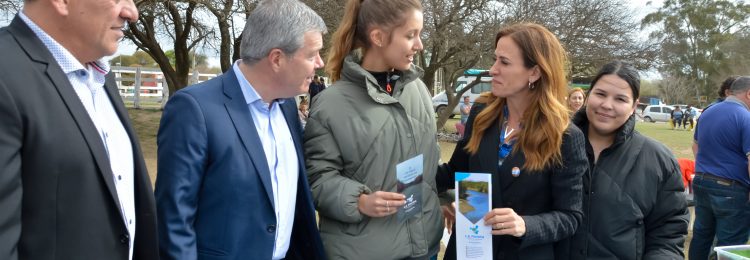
[483,208,526,237]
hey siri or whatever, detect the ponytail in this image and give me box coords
[326,0,362,82]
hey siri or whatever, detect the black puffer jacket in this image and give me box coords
[563,109,689,260]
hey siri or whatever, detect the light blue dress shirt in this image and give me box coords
[232,61,299,260]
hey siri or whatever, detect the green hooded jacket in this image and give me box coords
[303,53,443,259]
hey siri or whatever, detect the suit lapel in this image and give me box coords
[222,69,275,208]
[476,120,499,172]
[103,74,152,196]
[8,16,123,213]
[279,101,315,217]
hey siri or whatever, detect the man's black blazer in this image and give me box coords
[0,15,158,260]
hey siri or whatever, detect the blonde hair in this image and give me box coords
[568,87,585,99]
[325,0,422,82]
[465,23,570,172]
[474,91,495,104]
[567,87,586,109]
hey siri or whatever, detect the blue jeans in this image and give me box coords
[688,175,750,260]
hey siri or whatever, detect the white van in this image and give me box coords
[432,74,492,117]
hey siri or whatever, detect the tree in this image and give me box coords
[125,0,211,96]
[500,0,658,79]
[109,50,158,67]
[300,0,346,67]
[706,29,750,91]
[420,0,501,129]
[655,76,692,105]
[640,79,660,99]
[0,0,21,23]
[642,0,750,99]
[430,0,654,129]
[199,0,260,72]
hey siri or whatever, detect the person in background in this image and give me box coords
[703,76,738,112]
[299,99,309,128]
[437,22,588,259]
[568,60,689,260]
[672,105,683,130]
[455,95,472,138]
[459,95,472,125]
[567,87,586,114]
[155,1,327,259]
[309,75,325,103]
[683,104,696,130]
[0,0,159,259]
[689,76,750,260]
[303,0,442,259]
[318,76,327,89]
[677,158,695,194]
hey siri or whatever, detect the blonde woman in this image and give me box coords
[303,0,442,259]
[567,87,586,113]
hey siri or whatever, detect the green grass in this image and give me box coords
[128,108,161,184]
[634,122,696,160]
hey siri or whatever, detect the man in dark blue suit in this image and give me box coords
[155,1,327,259]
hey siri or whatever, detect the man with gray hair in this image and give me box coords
[155,0,326,259]
[689,76,750,260]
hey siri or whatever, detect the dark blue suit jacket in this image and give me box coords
[155,68,325,260]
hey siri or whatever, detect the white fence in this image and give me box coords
[112,66,217,109]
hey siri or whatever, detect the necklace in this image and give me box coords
[498,105,523,168]
[503,123,515,143]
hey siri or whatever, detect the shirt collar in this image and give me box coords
[725,96,750,110]
[232,60,284,107]
[18,11,110,76]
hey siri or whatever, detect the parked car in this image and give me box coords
[642,104,673,122]
[432,74,492,118]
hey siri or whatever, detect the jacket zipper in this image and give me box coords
[583,146,611,256]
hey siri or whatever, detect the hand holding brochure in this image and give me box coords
[455,172,492,260]
[396,154,423,222]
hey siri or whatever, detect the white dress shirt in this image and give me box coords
[20,12,137,260]
[233,62,299,259]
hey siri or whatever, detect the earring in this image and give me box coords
[528,81,535,90]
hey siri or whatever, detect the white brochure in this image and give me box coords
[455,172,492,260]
